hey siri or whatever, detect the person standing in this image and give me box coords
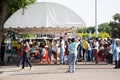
[93,38,99,64]
[59,37,65,64]
[117,40,120,68]
[112,39,120,69]
[107,41,113,64]
[22,41,32,70]
[0,38,5,62]
[87,40,92,62]
[77,39,82,61]
[52,39,58,64]
[48,40,52,64]
[39,44,49,63]
[66,38,77,73]
[82,39,88,61]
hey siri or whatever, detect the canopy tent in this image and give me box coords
[4,2,86,34]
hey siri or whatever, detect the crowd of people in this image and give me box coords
[0,36,120,72]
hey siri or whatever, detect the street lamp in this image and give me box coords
[95,0,98,37]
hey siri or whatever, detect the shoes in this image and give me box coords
[114,67,119,69]
[20,68,24,70]
[66,70,73,73]
[66,70,71,73]
[30,67,32,70]
[54,62,58,64]
[66,70,75,73]
[16,64,19,67]
[60,63,64,65]
[48,61,52,64]
[72,70,75,73]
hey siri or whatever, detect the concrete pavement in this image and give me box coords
[0,62,120,80]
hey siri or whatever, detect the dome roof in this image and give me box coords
[4,2,86,28]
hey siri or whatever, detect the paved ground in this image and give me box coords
[0,62,120,80]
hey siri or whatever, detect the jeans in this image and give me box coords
[48,50,52,61]
[78,48,82,59]
[60,48,64,64]
[17,55,29,67]
[22,52,32,69]
[87,50,92,61]
[68,53,77,72]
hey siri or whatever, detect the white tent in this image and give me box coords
[4,2,86,34]
[4,2,85,28]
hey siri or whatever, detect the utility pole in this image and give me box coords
[95,0,98,37]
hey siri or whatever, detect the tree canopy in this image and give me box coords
[77,22,111,35]
[98,22,111,34]
[0,0,36,43]
[7,0,36,15]
[110,13,120,38]
[113,13,120,22]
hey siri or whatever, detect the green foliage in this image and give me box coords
[98,32,110,38]
[77,32,110,39]
[77,27,95,34]
[77,32,94,38]
[77,22,112,37]
[77,33,83,37]
[85,27,95,33]
[77,28,86,33]
[83,33,89,38]
[113,13,120,22]
[26,34,35,38]
[110,13,120,38]
[21,34,35,38]
[98,22,111,34]
[7,0,36,15]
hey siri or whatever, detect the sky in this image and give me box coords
[37,0,120,27]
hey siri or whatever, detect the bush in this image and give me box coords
[77,32,110,38]
[98,32,110,38]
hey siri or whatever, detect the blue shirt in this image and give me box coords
[68,42,77,56]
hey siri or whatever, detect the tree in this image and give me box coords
[110,13,120,38]
[98,22,111,35]
[0,0,8,44]
[0,0,36,44]
[77,27,95,34]
[113,13,120,22]
[86,27,95,33]
[0,0,36,64]
[77,28,86,33]
[7,0,36,15]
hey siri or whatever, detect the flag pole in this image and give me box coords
[95,0,98,37]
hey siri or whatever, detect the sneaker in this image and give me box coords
[114,67,119,69]
[30,67,32,70]
[60,63,63,65]
[20,68,24,70]
[72,70,75,73]
[16,65,19,67]
[66,70,71,73]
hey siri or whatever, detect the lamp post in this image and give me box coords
[95,0,98,37]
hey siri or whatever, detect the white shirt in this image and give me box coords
[60,40,65,49]
[88,43,92,50]
[108,45,113,54]
[94,41,99,50]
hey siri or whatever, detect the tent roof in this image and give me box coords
[6,27,74,34]
[4,2,86,29]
